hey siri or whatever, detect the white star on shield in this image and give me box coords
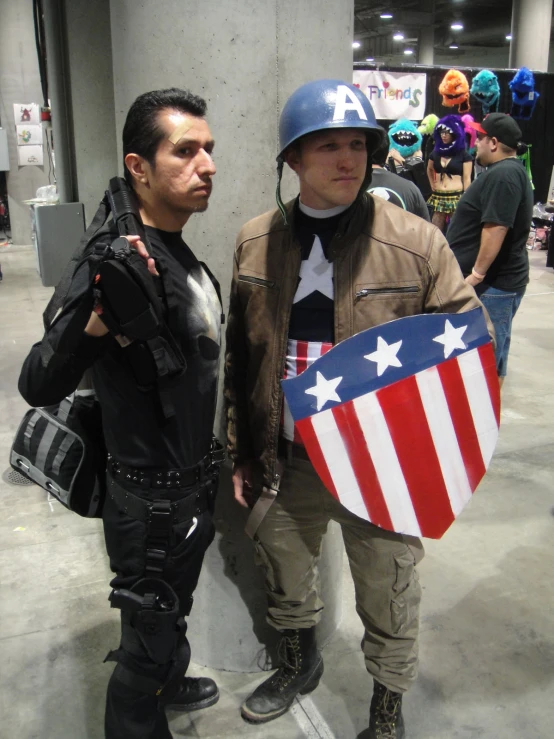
[305,371,343,411]
[364,336,403,376]
[433,319,468,358]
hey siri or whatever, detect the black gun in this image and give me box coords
[109,587,175,613]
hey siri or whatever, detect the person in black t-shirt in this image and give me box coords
[368,137,430,220]
[447,113,533,385]
[19,90,221,739]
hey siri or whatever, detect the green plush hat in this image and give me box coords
[418,114,439,135]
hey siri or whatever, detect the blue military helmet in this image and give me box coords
[276,79,385,221]
[278,79,384,158]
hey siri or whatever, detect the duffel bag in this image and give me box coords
[10,392,106,517]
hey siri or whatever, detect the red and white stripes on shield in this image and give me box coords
[295,344,500,539]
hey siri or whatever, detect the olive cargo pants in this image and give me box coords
[254,457,424,693]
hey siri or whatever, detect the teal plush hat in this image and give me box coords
[388,118,423,157]
[470,70,500,114]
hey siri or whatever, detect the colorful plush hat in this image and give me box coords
[418,114,439,135]
[470,70,500,114]
[461,114,477,151]
[388,118,423,157]
[439,70,470,113]
[509,67,540,120]
[433,114,466,155]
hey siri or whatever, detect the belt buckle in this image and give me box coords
[147,500,173,532]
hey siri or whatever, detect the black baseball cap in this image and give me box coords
[467,113,522,149]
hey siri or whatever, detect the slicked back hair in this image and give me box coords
[122,88,207,188]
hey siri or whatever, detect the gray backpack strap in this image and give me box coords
[57,397,74,423]
[23,411,41,455]
[52,435,76,476]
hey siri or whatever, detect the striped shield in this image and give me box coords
[281,308,500,539]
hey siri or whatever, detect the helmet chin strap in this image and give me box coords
[276,157,289,225]
[275,128,381,222]
[359,162,373,198]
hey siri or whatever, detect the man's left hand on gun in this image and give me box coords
[85,235,158,343]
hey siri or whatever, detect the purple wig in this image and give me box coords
[433,114,466,155]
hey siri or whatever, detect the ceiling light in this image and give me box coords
[449,44,459,49]
[393,33,404,41]
[451,23,464,31]
[506,34,512,40]
[380,13,393,19]
[352,41,361,49]
[404,49,414,55]
[366,57,374,61]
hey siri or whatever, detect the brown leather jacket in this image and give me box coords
[224,194,493,488]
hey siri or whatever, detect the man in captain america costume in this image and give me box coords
[224,80,494,738]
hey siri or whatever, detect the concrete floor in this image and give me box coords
[0,245,553,739]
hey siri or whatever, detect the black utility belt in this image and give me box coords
[107,440,225,490]
[107,475,210,524]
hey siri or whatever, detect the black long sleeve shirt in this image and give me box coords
[19,226,222,469]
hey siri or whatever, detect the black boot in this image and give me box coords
[357,680,405,739]
[163,676,219,712]
[241,627,323,723]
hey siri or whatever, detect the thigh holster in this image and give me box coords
[105,578,191,702]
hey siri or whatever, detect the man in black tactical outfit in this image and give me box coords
[19,89,222,739]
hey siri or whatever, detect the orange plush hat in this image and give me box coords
[439,69,470,113]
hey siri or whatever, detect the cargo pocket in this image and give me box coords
[390,547,421,635]
[253,539,278,594]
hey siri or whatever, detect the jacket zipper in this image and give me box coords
[355,285,419,302]
[238,275,276,289]
[267,247,300,486]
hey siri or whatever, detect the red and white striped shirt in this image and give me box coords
[282,339,333,444]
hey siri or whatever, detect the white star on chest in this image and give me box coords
[364,336,403,376]
[305,371,343,411]
[293,235,334,304]
[433,319,467,358]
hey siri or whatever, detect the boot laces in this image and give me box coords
[269,632,302,692]
[373,685,402,737]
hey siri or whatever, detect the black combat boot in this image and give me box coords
[241,626,323,723]
[163,676,219,711]
[357,680,405,739]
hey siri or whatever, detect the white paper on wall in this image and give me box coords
[13,103,41,126]
[18,145,44,166]
[353,71,427,121]
[16,124,43,146]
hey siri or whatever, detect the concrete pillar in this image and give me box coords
[509,0,552,71]
[63,0,118,224]
[43,0,76,204]
[419,27,434,66]
[109,0,353,671]
[0,0,50,245]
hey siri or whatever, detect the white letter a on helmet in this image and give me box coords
[333,85,368,121]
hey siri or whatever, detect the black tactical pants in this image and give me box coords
[102,475,215,739]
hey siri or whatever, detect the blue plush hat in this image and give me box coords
[388,119,423,157]
[433,114,466,155]
[470,70,500,114]
[509,67,540,120]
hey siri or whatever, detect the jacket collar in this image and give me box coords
[283,194,374,261]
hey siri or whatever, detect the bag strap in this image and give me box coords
[43,195,111,331]
[199,261,225,325]
[57,396,74,423]
[23,411,41,455]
